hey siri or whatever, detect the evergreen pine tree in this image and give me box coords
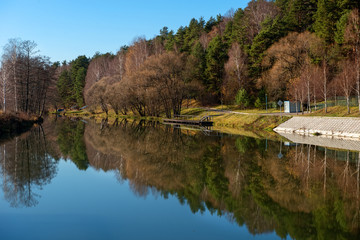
[313,0,341,43]
[205,36,227,101]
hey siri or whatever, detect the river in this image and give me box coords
[0,117,359,239]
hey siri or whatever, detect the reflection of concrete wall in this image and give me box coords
[278,132,360,152]
[275,117,360,139]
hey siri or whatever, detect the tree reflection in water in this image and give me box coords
[0,126,59,207]
[83,119,360,239]
[0,118,359,239]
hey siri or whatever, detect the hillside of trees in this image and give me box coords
[1,0,360,117]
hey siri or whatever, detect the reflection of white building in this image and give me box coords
[284,101,301,113]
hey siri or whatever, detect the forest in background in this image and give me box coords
[0,0,360,117]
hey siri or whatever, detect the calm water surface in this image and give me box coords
[0,118,359,239]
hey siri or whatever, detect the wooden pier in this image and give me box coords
[163,115,213,126]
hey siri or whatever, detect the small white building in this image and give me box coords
[284,101,301,113]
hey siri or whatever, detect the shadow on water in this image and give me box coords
[0,117,359,239]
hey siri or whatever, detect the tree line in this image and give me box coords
[1,0,359,117]
[79,0,360,116]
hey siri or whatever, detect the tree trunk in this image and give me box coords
[313,86,317,111]
[25,53,30,114]
[356,44,360,113]
[307,80,311,113]
[13,58,18,112]
[323,62,327,113]
[2,70,6,112]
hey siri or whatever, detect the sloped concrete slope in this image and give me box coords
[274,117,360,139]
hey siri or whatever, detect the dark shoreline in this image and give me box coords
[0,114,43,141]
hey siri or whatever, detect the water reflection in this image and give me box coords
[83,119,360,239]
[0,126,59,207]
[0,118,359,239]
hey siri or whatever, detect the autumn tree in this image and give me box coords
[137,52,189,117]
[258,31,320,100]
[106,80,128,115]
[83,53,117,99]
[125,37,149,74]
[86,78,109,115]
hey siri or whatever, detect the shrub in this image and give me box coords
[235,88,250,109]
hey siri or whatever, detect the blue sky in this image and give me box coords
[0,0,248,62]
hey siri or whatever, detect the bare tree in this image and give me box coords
[321,59,329,113]
[225,43,248,89]
[2,38,22,112]
[139,52,188,117]
[1,39,54,116]
[116,47,127,81]
[86,79,109,115]
[106,81,128,115]
[244,0,279,42]
[21,40,38,113]
[288,77,306,114]
[312,66,323,111]
[125,37,149,74]
[300,62,321,113]
[197,33,208,50]
[344,9,360,112]
[84,53,117,103]
[223,42,248,103]
[0,61,11,112]
[333,59,356,114]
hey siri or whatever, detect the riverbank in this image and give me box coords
[58,108,290,139]
[54,106,360,141]
[0,113,42,140]
[211,113,290,131]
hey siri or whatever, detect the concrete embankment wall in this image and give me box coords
[274,117,360,140]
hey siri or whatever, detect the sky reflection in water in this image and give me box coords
[0,118,358,240]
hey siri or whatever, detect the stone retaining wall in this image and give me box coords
[274,117,360,140]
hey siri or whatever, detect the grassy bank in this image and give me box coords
[212,114,290,131]
[0,113,42,140]
[308,106,360,117]
[60,107,290,133]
